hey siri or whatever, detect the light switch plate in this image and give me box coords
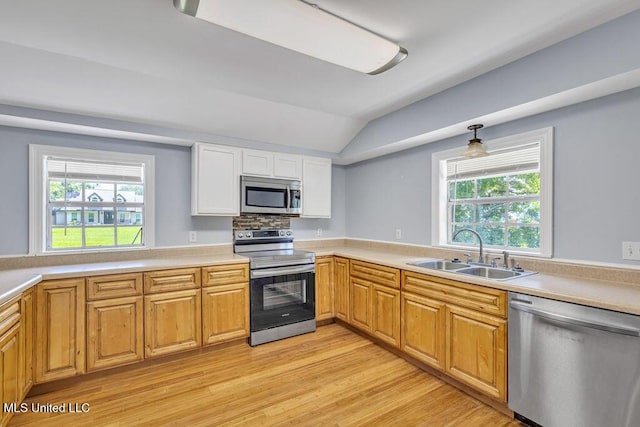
[622,241,640,260]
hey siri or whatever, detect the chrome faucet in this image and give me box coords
[453,228,484,264]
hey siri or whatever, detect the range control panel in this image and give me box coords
[234,229,293,240]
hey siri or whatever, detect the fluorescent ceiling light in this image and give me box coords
[173,0,408,75]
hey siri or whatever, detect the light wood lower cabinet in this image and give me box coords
[401,292,446,370]
[0,298,21,427]
[202,284,248,345]
[315,257,334,321]
[0,323,20,427]
[371,284,400,347]
[144,289,202,358]
[19,289,33,399]
[87,296,144,372]
[349,260,401,348]
[445,304,507,401]
[334,257,350,321]
[35,279,85,383]
[201,264,249,345]
[401,271,507,402]
[349,278,372,331]
[86,273,144,372]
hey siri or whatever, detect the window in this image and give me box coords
[29,145,155,254]
[432,128,553,257]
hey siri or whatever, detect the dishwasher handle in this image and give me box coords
[509,300,640,337]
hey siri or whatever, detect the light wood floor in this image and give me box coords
[11,324,519,426]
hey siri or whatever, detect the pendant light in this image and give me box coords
[462,124,489,158]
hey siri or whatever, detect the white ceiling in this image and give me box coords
[1,0,639,153]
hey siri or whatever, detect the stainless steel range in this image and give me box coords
[234,229,316,346]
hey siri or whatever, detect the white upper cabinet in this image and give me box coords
[191,143,240,216]
[302,157,332,218]
[242,150,272,177]
[273,153,302,180]
[241,149,302,180]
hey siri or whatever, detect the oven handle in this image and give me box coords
[251,264,315,279]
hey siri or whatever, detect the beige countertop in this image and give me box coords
[314,246,640,316]
[0,253,248,305]
[2,245,639,316]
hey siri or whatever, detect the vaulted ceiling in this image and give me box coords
[1,0,639,153]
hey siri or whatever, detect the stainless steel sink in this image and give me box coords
[455,266,535,281]
[407,259,535,281]
[408,260,470,270]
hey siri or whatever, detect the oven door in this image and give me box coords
[250,264,315,333]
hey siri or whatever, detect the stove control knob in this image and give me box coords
[286,230,292,236]
[279,230,285,236]
[245,232,252,238]
[237,232,243,238]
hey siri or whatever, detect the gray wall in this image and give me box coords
[345,87,640,265]
[342,9,640,159]
[0,127,345,256]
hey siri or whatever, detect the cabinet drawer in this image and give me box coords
[402,271,506,317]
[144,268,201,294]
[202,264,249,287]
[0,297,20,337]
[87,273,143,300]
[350,260,400,289]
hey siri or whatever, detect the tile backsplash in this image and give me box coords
[232,214,291,230]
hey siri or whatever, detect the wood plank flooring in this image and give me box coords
[11,324,519,426]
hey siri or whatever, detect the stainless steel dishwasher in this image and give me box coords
[508,292,640,427]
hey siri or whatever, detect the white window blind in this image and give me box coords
[47,158,144,183]
[446,143,540,180]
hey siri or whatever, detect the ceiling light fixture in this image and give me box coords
[173,0,408,75]
[462,124,489,158]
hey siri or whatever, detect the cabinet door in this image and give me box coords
[401,292,445,370]
[315,257,334,321]
[445,305,507,401]
[87,296,144,372]
[0,323,20,427]
[144,290,201,358]
[35,279,85,383]
[372,284,400,348]
[202,284,249,345]
[273,153,302,179]
[191,143,240,216]
[301,156,331,218]
[349,278,371,332]
[19,289,34,399]
[242,149,272,177]
[334,257,350,322]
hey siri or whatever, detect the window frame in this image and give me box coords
[29,144,155,254]
[431,127,553,258]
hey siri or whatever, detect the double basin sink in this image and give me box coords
[407,259,536,281]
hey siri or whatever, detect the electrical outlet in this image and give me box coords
[395,229,402,240]
[316,228,323,237]
[189,231,197,243]
[622,241,640,260]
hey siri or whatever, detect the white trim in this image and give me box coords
[431,127,553,258]
[29,145,155,254]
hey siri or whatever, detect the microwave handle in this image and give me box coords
[286,185,291,213]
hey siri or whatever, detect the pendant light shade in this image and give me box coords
[173,0,408,75]
[463,124,489,158]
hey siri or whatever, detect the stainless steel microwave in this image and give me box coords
[240,176,301,215]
